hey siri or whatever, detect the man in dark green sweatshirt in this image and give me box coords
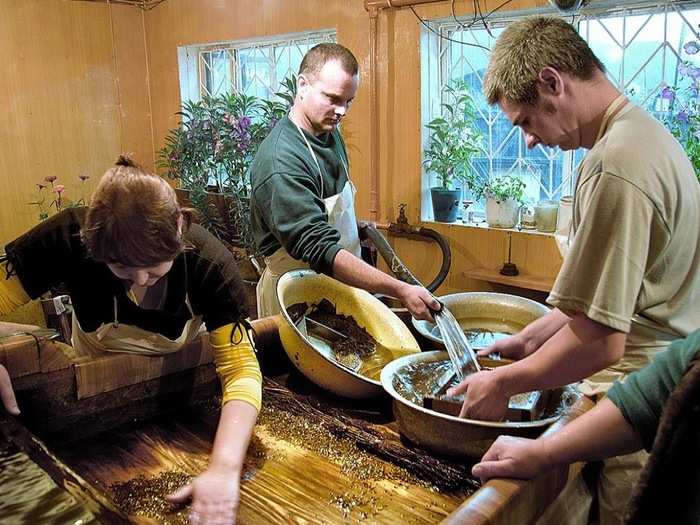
[250,43,439,319]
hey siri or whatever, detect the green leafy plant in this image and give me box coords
[158,79,295,256]
[423,80,484,190]
[659,40,700,183]
[473,173,526,204]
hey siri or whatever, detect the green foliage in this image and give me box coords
[659,40,700,183]
[158,78,296,254]
[423,80,484,190]
[472,173,526,204]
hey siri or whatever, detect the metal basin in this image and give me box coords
[277,269,421,398]
[412,292,550,350]
[381,351,579,458]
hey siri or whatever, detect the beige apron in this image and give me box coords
[71,292,204,357]
[256,124,362,318]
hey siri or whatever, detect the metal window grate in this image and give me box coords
[192,31,336,100]
[423,2,700,219]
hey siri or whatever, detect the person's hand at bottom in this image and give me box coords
[168,466,240,525]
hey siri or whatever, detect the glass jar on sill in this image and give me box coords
[534,200,559,233]
[520,205,537,230]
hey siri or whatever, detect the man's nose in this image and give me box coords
[335,104,347,116]
[525,132,540,149]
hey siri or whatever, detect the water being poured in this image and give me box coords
[433,306,481,380]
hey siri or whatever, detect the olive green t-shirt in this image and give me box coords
[548,100,700,394]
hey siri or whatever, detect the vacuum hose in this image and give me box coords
[360,223,451,292]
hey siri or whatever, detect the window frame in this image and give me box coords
[420,0,700,223]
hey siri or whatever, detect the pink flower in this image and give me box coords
[53,184,65,194]
[44,175,57,183]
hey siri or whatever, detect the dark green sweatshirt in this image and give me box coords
[607,328,700,450]
[249,116,351,275]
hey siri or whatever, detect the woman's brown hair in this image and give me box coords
[81,155,192,266]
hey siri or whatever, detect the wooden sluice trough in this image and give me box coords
[0,316,593,525]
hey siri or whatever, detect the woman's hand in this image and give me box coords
[0,364,20,415]
[168,466,241,525]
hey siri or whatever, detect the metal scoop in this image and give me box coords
[295,316,361,372]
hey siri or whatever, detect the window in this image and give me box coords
[178,30,335,103]
[421,2,700,221]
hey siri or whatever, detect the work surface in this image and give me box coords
[57,375,479,525]
[2,333,591,525]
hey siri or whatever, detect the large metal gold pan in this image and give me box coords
[381,351,578,458]
[276,269,421,398]
[413,292,550,348]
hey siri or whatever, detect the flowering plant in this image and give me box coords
[158,78,295,255]
[29,174,90,222]
[660,40,700,183]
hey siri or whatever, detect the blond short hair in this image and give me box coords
[299,43,358,79]
[483,16,604,106]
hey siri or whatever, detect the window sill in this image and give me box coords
[425,220,557,237]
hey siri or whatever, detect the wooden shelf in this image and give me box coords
[464,267,555,293]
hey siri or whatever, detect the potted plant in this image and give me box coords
[473,174,526,228]
[423,80,484,222]
[158,78,294,277]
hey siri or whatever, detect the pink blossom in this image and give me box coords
[45,175,57,183]
[53,184,65,194]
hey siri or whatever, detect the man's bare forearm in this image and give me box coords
[497,314,626,396]
[542,398,642,467]
[331,249,408,296]
[515,308,571,356]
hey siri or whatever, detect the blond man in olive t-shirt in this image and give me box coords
[446,17,700,525]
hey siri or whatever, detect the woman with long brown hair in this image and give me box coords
[0,155,261,525]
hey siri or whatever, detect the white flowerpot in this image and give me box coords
[485,197,520,228]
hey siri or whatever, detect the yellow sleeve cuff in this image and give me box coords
[210,322,262,411]
[0,264,32,316]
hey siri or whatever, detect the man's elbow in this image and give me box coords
[573,313,626,368]
[599,331,627,368]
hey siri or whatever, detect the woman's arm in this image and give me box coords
[168,323,261,524]
[0,268,34,319]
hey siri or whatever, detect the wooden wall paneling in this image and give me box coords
[109,5,155,172]
[0,0,130,244]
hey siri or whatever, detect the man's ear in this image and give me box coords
[297,74,310,99]
[538,67,563,96]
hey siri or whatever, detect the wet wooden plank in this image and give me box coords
[0,414,131,525]
[54,402,473,525]
[74,337,212,399]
